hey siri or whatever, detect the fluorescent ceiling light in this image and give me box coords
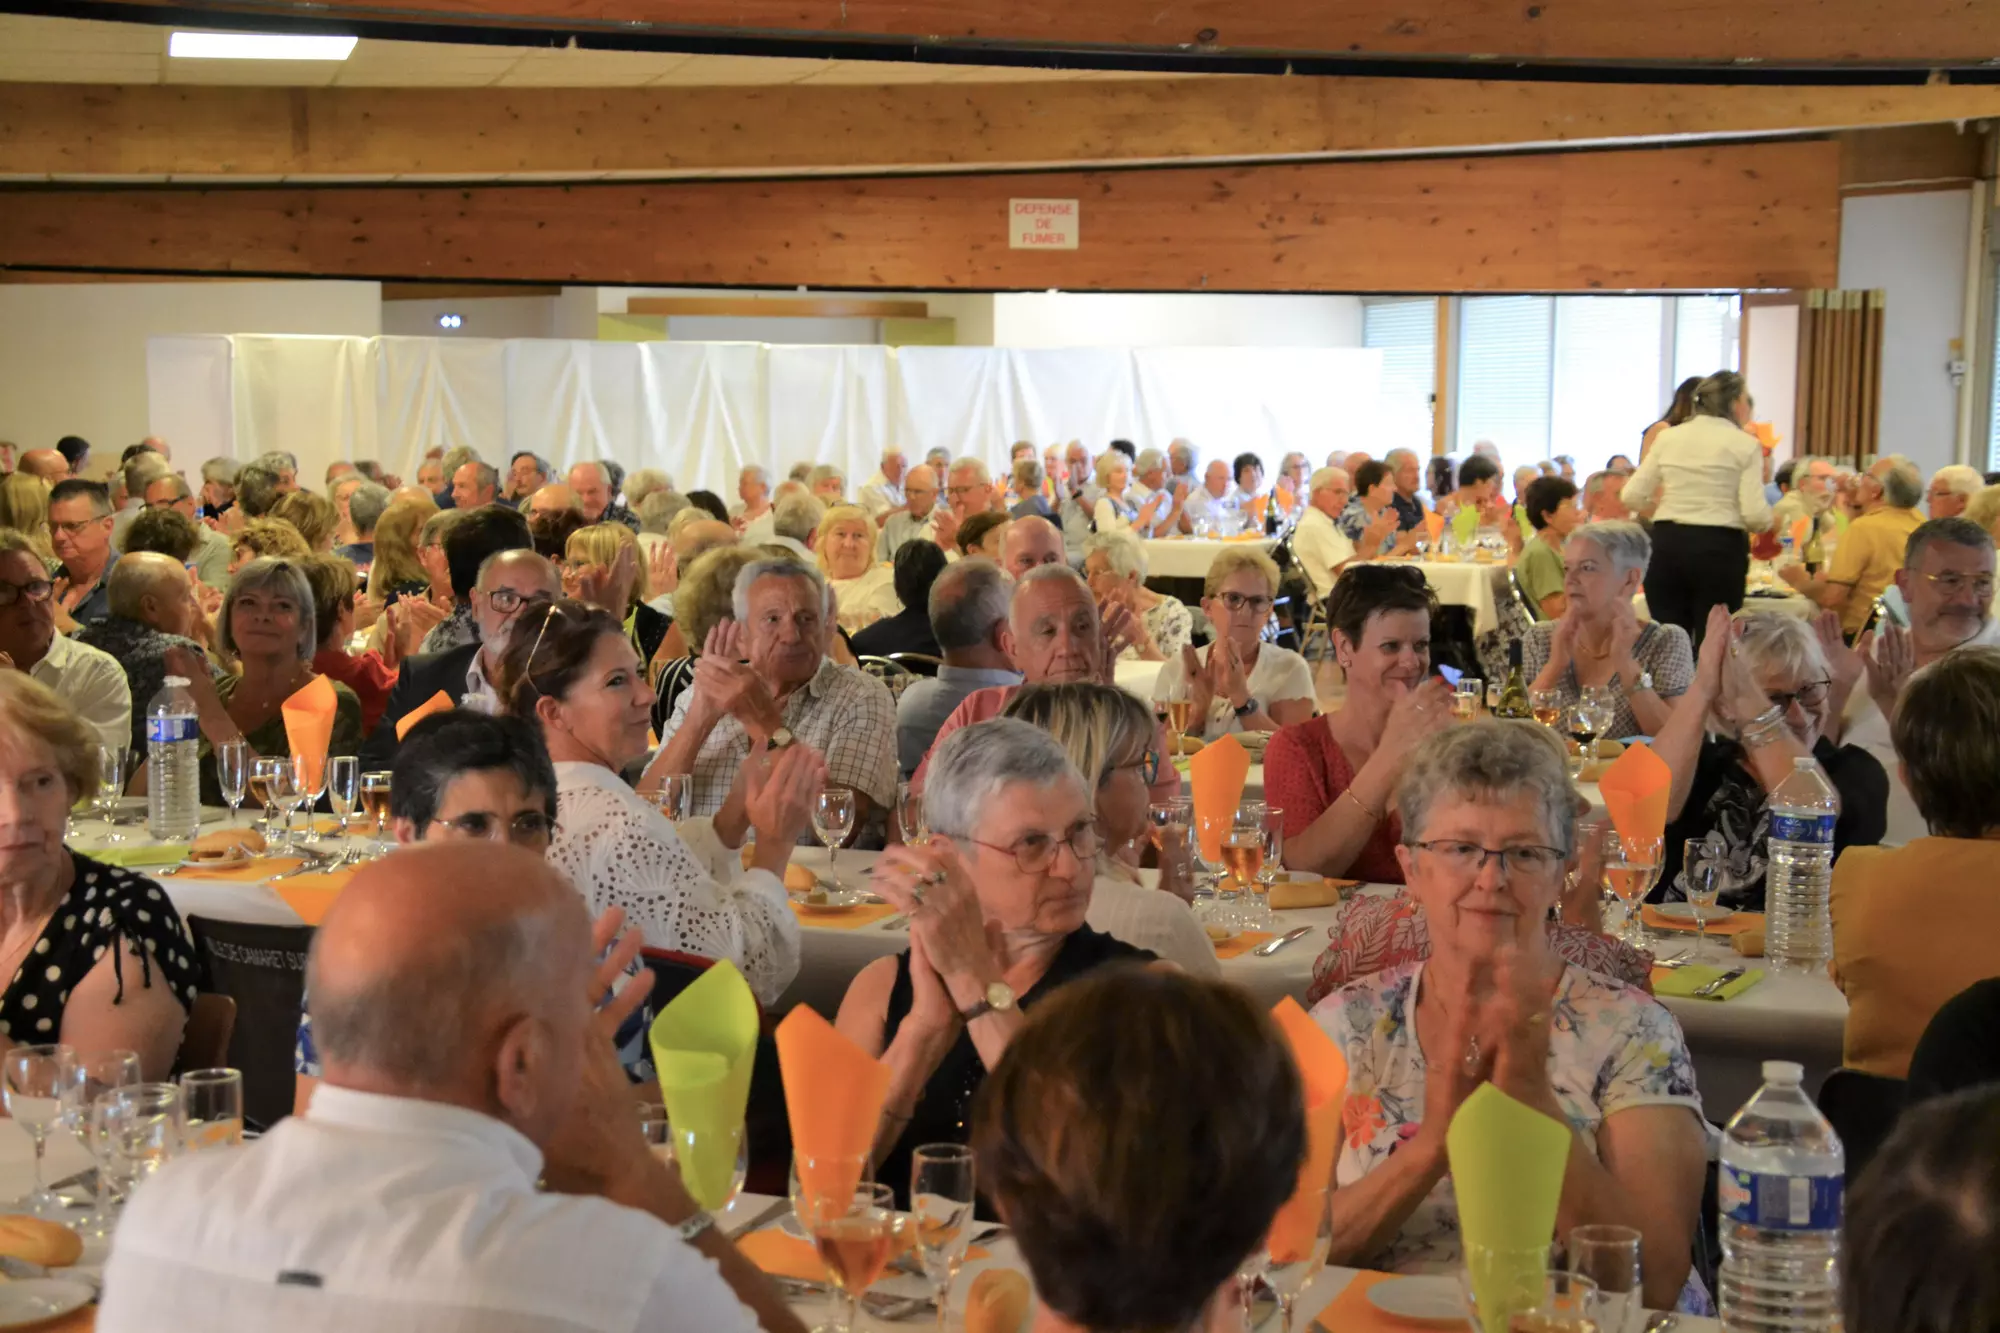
[169,32,358,60]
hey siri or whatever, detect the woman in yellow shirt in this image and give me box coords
[1831,645,2000,1077]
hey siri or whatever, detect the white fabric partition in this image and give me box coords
[149,335,1382,494]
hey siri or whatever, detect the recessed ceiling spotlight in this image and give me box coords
[169,32,359,60]
[437,313,463,329]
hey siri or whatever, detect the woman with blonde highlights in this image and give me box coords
[815,503,899,634]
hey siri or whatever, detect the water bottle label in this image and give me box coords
[1719,1165,1841,1230]
[146,716,200,745]
[1769,812,1836,845]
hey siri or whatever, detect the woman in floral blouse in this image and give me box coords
[1311,722,1709,1312]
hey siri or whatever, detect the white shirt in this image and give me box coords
[1182,486,1244,531]
[461,648,499,715]
[1841,618,2000,847]
[855,472,906,519]
[876,509,939,562]
[1086,873,1220,977]
[740,510,776,546]
[32,633,130,751]
[97,1085,763,1333]
[549,762,801,1006]
[828,564,902,635]
[1619,415,1773,531]
[1151,640,1316,740]
[1290,505,1354,602]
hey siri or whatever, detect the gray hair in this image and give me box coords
[1383,448,1419,470]
[1879,458,1924,510]
[252,450,297,475]
[730,557,831,622]
[805,463,845,493]
[347,482,391,535]
[460,461,499,495]
[1094,451,1128,482]
[221,557,318,662]
[1083,528,1147,582]
[1135,448,1165,474]
[773,491,826,543]
[788,461,814,483]
[924,717,1083,842]
[949,457,992,486]
[1732,607,1828,688]
[1582,469,1630,500]
[929,557,1012,652]
[1168,439,1195,471]
[624,468,673,508]
[740,463,770,489]
[200,457,239,486]
[638,489,689,536]
[440,445,481,477]
[122,454,170,499]
[146,472,193,504]
[1569,519,1651,577]
[1906,516,1996,569]
[567,459,612,487]
[1396,721,1576,858]
[1014,562,1092,608]
[1931,464,1984,500]
[1012,458,1045,491]
[1308,466,1348,497]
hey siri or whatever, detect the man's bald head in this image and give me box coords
[673,518,737,566]
[390,485,434,510]
[105,551,199,636]
[529,484,583,521]
[308,843,592,1140]
[18,450,68,484]
[1001,514,1066,579]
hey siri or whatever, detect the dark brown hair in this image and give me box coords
[492,597,623,717]
[1324,563,1437,651]
[301,553,358,648]
[1891,645,2000,838]
[1662,374,1704,427]
[972,967,1305,1332]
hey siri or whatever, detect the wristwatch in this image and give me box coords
[958,981,1017,1024]
[674,1211,716,1244]
[766,726,797,751]
[1233,696,1261,719]
[1621,671,1654,698]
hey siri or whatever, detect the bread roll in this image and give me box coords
[784,864,818,893]
[1733,927,1766,958]
[1268,878,1355,910]
[0,1215,82,1267]
[1173,734,1205,756]
[189,827,266,861]
[964,1269,1031,1333]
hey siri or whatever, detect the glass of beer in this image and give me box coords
[359,770,394,857]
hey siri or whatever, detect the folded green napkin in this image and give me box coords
[1654,965,1764,1001]
[86,844,189,870]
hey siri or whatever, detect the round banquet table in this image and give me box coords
[1138,535,1276,581]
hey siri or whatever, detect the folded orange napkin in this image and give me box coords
[776,1006,891,1213]
[281,675,337,794]
[1642,906,1762,937]
[1599,742,1670,854]
[1423,511,1445,546]
[1210,930,1275,960]
[395,690,455,740]
[1188,734,1251,864]
[273,871,358,924]
[1309,1271,1408,1333]
[1269,997,1347,1263]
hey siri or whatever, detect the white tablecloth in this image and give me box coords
[1140,536,1275,581]
[1376,558,1502,638]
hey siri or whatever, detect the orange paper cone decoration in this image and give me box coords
[280,675,338,795]
[1188,734,1251,864]
[1424,511,1445,546]
[1268,997,1348,1262]
[395,690,455,740]
[1599,741,1671,853]
[775,1005,892,1213]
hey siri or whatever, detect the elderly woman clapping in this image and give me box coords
[1525,519,1693,739]
[815,503,900,634]
[1314,721,1707,1310]
[1653,606,1887,911]
[837,718,1157,1198]
[1082,529,1190,663]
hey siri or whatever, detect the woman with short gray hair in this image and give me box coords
[1316,719,1708,1311]
[836,717,1157,1201]
[1081,529,1188,662]
[1651,606,1885,911]
[1525,518,1693,740]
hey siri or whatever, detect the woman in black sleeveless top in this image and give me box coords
[836,718,1157,1202]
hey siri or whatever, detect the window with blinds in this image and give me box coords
[1551,296,1666,475]
[1362,299,1438,459]
[1673,294,1741,387]
[1455,296,1554,471]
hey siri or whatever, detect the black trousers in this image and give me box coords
[1643,521,1749,652]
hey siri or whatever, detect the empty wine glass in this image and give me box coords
[179,1068,245,1151]
[360,770,394,856]
[910,1144,976,1333]
[1682,839,1724,962]
[264,761,302,853]
[4,1044,74,1216]
[250,755,285,843]
[61,1048,140,1237]
[217,738,250,827]
[290,752,329,846]
[653,773,693,822]
[896,781,927,846]
[94,743,131,844]
[326,755,360,844]
[652,1113,748,1212]
[1265,1188,1333,1332]
[812,787,857,889]
[96,1082,184,1192]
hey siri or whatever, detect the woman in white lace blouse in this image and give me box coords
[495,598,826,1006]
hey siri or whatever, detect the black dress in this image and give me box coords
[0,854,203,1044]
[877,926,1154,1204]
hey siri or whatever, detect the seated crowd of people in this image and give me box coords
[0,427,1994,1330]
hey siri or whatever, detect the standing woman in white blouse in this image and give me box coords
[1618,370,1773,651]
[494,598,825,1006]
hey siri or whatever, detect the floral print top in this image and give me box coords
[1312,961,1703,1277]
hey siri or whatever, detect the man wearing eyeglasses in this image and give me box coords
[48,479,119,631]
[1835,517,2000,847]
[142,473,233,589]
[362,549,559,772]
[0,532,130,751]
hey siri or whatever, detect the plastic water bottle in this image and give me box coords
[146,676,202,843]
[1764,757,1839,974]
[1717,1060,1844,1331]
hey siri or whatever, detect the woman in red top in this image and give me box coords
[302,553,397,736]
[1266,564,1450,883]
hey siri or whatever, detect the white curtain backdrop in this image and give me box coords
[148,334,1383,493]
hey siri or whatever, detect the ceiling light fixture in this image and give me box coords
[169,31,358,60]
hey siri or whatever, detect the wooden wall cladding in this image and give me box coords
[0,140,1841,293]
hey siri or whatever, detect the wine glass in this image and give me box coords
[1563,704,1594,782]
[653,773,693,823]
[61,1048,140,1237]
[179,1068,245,1151]
[360,770,394,856]
[1681,839,1723,962]
[264,761,302,853]
[896,781,927,846]
[1566,1225,1642,1333]
[94,743,131,844]
[1221,802,1268,933]
[1460,1265,1599,1333]
[1578,685,1619,751]
[1603,833,1663,948]
[910,1144,976,1333]
[95,1082,184,1192]
[250,755,285,843]
[1258,803,1287,896]
[1162,677,1195,752]
[812,787,857,889]
[1452,678,1483,722]
[796,1179,905,1333]
[653,1113,748,1212]
[326,755,361,844]
[1530,688,1566,731]
[217,738,250,827]
[3,1044,73,1216]
[291,752,329,846]
[1265,1188,1333,1332]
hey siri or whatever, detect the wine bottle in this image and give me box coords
[1494,639,1531,719]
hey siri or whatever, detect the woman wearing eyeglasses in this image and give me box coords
[1651,606,1886,913]
[1149,548,1315,738]
[1314,722,1709,1312]
[839,718,1158,1202]
[494,598,825,1007]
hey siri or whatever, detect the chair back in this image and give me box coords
[640,947,719,1014]
[176,993,237,1075]
[858,656,919,701]
[186,916,316,1131]
[884,652,944,678]
[1817,1067,1907,1183]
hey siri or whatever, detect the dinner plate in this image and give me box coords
[795,891,865,914]
[1365,1275,1468,1325]
[179,850,254,871]
[1653,901,1735,924]
[0,1278,94,1328]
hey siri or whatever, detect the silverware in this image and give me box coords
[1642,1312,1680,1333]
[724,1197,792,1240]
[877,915,908,932]
[1652,950,1693,970]
[1252,926,1313,957]
[1694,966,1748,997]
[773,1277,929,1320]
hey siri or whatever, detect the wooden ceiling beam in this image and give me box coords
[0,77,1992,181]
[74,0,2000,66]
[0,140,1841,293]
